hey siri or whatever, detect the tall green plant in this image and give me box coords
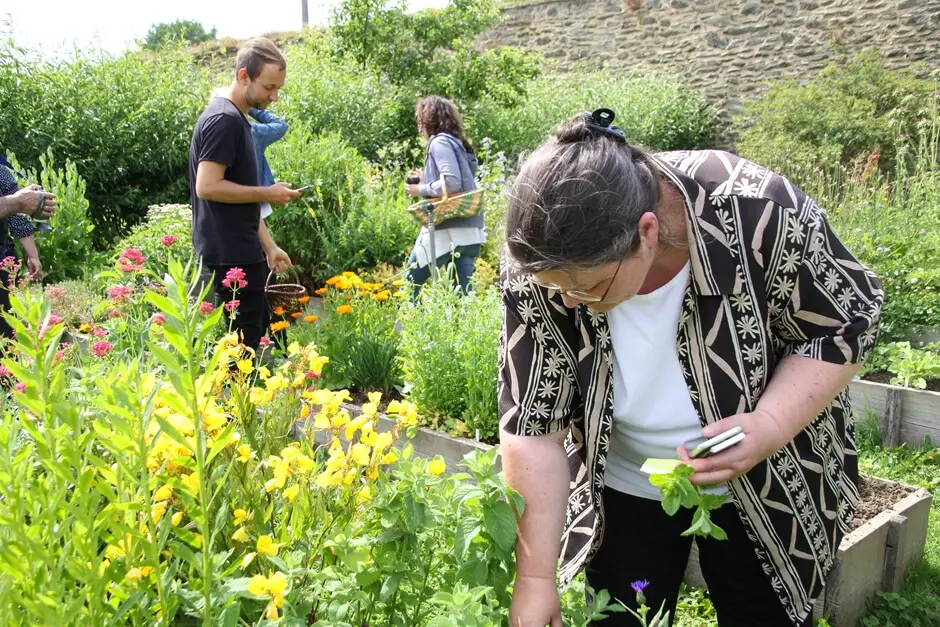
[398,279,502,441]
[6,150,100,282]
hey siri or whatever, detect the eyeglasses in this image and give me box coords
[530,258,624,304]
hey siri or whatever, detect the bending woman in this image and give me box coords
[499,110,883,626]
[405,95,483,292]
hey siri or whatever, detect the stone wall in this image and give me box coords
[476,0,940,117]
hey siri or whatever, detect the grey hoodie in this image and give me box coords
[417,133,483,229]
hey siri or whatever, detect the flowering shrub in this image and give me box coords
[109,203,193,283]
[288,270,405,392]
[0,258,544,625]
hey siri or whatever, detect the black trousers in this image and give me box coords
[207,261,268,352]
[586,486,813,627]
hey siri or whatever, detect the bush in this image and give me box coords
[109,203,193,282]
[467,70,721,157]
[398,278,502,441]
[825,119,940,340]
[6,150,101,283]
[736,50,938,187]
[0,40,216,243]
[142,20,217,50]
[41,280,102,330]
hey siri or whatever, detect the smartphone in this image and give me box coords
[296,184,314,192]
[687,426,746,459]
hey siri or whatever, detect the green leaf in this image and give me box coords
[454,518,480,559]
[482,500,517,552]
[220,601,241,627]
[379,572,402,602]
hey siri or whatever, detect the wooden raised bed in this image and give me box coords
[849,379,940,447]
[684,476,933,627]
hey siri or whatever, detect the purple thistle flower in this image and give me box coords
[631,580,649,594]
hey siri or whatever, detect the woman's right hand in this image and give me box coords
[509,574,563,627]
[408,169,424,183]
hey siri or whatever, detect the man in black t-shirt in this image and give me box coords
[189,37,301,351]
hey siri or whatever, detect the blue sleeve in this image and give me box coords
[248,108,289,150]
[9,214,35,239]
[418,138,462,198]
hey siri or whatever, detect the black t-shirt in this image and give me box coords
[189,97,264,266]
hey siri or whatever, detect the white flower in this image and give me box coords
[786,217,805,245]
[824,268,842,292]
[837,287,856,308]
[518,300,540,324]
[748,366,765,390]
[742,162,766,179]
[743,344,762,364]
[537,379,559,399]
[730,293,752,313]
[772,275,795,300]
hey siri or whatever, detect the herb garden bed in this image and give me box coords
[849,379,940,447]
[684,476,933,627]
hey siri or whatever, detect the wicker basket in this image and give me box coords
[265,269,308,317]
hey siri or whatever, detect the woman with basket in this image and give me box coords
[404,96,483,293]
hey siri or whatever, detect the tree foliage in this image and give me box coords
[142,20,217,50]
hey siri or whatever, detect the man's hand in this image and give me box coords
[266,182,303,206]
[266,247,292,274]
[26,257,43,281]
[408,169,424,183]
[509,574,563,627]
[677,408,791,486]
[12,186,56,219]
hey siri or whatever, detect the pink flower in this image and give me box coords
[153,313,166,326]
[120,248,146,265]
[92,340,113,358]
[224,300,240,313]
[160,234,179,247]
[221,267,248,290]
[120,264,144,273]
[108,309,125,319]
[199,301,215,315]
[54,350,65,364]
[0,365,11,378]
[59,342,72,351]
[92,327,108,338]
[14,381,26,393]
[45,286,67,299]
[47,315,64,326]
[258,336,272,349]
[106,285,134,303]
[0,256,17,271]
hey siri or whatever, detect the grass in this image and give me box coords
[673,417,940,627]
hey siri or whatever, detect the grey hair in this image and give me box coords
[505,112,662,274]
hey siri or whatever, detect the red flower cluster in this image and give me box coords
[199,301,216,315]
[221,267,247,290]
[153,313,166,326]
[118,248,146,273]
[224,300,240,313]
[92,340,113,358]
[160,234,179,247]
[106,285,134,303]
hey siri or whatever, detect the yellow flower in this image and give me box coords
[232,527,249,543]
[381,451,398,465]
[265,375,289,393]
[265,599,279,621]
[249,387,272,406]
[151,501,168,523]
[180,472,200,494]
[153,485,173,502]
[336,304,353,315]
[233,509,252,526]
[350,442,371,466]
[236,444,256,463]
[171,511,184,527]
[427,458,446,476]
[356,485,373,504]
[270,320,290,332]
[287,341,301,356]
[257,365,271,379]
[125,567,147,583]
[303,314,318,323]
[105,544,125,560]
[298,295,311,305]
[236,359,254,374]
[248,574,268,596]
[257,534,279,557]
[283,484,300,502]
[374,290,391,302]
[392,279,406,287]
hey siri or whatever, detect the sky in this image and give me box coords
[1,0,448,59]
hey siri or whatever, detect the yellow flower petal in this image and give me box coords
[427,458,446,476]
[257,534,279,557]
[232,527,249,543]
[248,574,268,596]
[283,484,300,502]
[267,571,289,595]
[171,511,184,527]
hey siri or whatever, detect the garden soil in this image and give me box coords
[849,475,916,531]
[863,371,940,392]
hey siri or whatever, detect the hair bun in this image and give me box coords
[554,112,594,144]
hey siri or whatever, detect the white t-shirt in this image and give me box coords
[605,261,726,500]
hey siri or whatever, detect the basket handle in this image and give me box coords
[439,174,448,201]
[265,266,300,290]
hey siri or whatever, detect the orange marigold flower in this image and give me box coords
[336,305,353,315]
[374,290,391,302]
[291,312,302,319]
[304,315,318,323]
[298,296,310,304]
[270,320,290,332]
[273,306,286,316]
[314,287,328,296]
